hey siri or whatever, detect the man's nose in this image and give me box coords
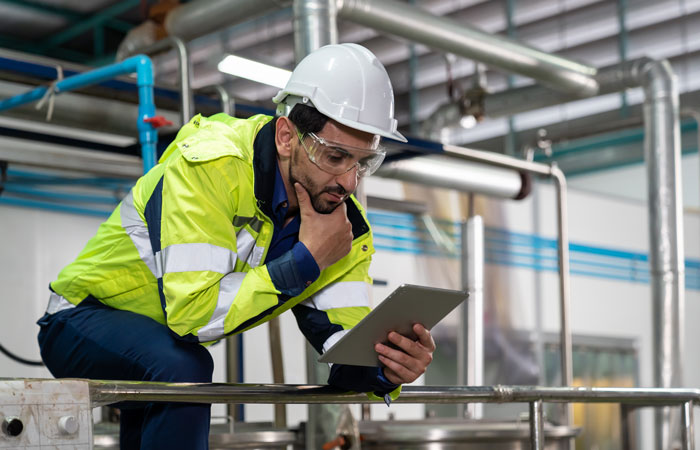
[335,165,359,194]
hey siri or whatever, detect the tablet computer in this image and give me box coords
[317,284,468,367]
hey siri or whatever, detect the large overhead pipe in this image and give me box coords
[376,156,531,200]
[336,0,598,96]
[164,0,291,42]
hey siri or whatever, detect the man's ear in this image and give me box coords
[275,116,294,159]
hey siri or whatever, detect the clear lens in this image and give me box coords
[297,130,385,176]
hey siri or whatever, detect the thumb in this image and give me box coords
[294,183,312,213]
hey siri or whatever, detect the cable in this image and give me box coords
[0,342,44,366]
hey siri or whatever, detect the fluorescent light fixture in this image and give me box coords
[218,55,291,88]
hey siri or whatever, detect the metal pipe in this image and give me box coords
[120,36,193,126]
[164,0,292,43]
[530,400,545,450]
[211,85,234,116]
[682,401,695,450]
[336,0,598,96]
[376,156,531,200]
[0,135,142,177]
[551,165,574,400]
[458,216,484,419]
[268,318,287,427]
[0,55,157,172]
[88,381,700,407]
[294,0,337,63]
[620,405,635,450]
[635,59,685,450]
[292,2,338,446]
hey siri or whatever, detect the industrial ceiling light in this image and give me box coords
[217,55,291,88]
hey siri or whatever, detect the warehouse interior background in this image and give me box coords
[1,0,700,448]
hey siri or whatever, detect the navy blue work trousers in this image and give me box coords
[37,297,214,450]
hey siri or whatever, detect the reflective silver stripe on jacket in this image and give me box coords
[46,292,76,314]
[322,329,350,354]
[197,272,247,342]
[301,281,370,311]
[157,243,238,274]
[120,190,160,278]
[236,228,265,268]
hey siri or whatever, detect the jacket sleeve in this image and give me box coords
[291,259,400,396]
[155,150,283,342]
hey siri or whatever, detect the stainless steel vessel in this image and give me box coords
[359,418,579,450]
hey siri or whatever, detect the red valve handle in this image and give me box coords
[143,116,174,128]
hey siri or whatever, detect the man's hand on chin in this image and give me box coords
[374,323,436,385]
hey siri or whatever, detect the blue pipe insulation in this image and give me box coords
[3,185,120,204]
[0,197,111,217]
[7,169,135,189]
[0,55,157,173]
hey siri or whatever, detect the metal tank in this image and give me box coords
[358,418,579,450]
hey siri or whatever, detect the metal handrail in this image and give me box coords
[87,381,698,450]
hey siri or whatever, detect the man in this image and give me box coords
[37,43,435,449]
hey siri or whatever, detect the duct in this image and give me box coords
[292,1,340,446]
[336,0,598,96]
[0,135,142,177]
[293,0,337,63]
[164,0,292,42]
[376,156,531,200]
[635,58,685,450]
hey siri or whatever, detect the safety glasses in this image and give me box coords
[296,129,386,177]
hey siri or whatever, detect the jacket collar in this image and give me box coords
[252,119,369,239]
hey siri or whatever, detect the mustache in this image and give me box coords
[321,185,347,196]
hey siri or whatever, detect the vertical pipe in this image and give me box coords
[293,0,337,63]
[268,318,287,427]
[211,85,235,116]
[294,0,339,444]
[530,400,545,450]
[458,215,484,419]
[551,165,573,429]
[135,56,157,172]
[225,335,242,421]
[170,37,193,125]
[682,401,695,450]
[620,404,636,450]
[639,59,685,450]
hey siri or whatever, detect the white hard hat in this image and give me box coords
[272,43,407,143]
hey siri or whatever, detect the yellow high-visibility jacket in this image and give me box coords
[48,113,375,348]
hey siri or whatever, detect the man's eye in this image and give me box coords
[326,148,351,163]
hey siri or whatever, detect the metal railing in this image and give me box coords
[88,381,698,450]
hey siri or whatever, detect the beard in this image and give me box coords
[289,150,348,214]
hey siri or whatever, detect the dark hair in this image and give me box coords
[288,104,328,135]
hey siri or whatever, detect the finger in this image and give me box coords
[294,183,312,213]
[375,341,426,375]
[413,323,436,351]
[377,354,419,384]
[387,331,430,360]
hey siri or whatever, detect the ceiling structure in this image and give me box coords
[0,0,698,175]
